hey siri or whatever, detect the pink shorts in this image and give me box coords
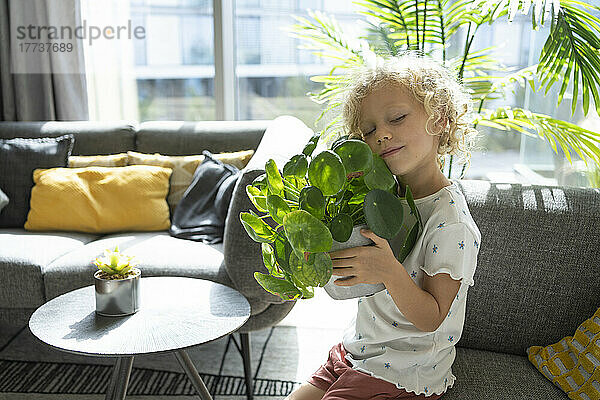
[307,343,445,400]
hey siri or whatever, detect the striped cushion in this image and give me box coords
[127,150,254,213]
[68,153,128,167]
[527,307,600,399]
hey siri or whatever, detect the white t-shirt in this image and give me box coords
[342,178,481,397]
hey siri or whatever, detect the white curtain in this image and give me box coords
[80,0,139,121]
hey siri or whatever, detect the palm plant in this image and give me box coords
[289,0,600,180]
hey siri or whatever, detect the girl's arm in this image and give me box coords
[384,267,460,332]
[329,228,460,332]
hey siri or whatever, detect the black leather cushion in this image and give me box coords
[169,150,241,244]
[0,135,74,227]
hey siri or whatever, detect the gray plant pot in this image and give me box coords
[324,224,386,300]
[94,268,141,316]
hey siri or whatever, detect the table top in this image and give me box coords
[29,277,251,357]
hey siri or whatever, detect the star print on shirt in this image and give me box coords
[449,199,455,205]
[458,240,465,249]
[437,222,446,229]
[474,240,479,248]
[392,321,398,327]
[462,209,467,215]
[361,345,366,353]
[432,245,438,253]
[410,271,417,278]
[448,335,454,343]
[434,197,440,202]
[385,362,391,369]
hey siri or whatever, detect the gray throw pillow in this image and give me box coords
[0,187,8,213]
[0,135,74,228]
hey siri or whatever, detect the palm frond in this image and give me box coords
[475,106,600,166]
[288,10,364,64]
[536,2,600,117]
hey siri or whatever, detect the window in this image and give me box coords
[131,0,215,120]
[83,1,599,187]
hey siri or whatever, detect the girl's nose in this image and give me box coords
[375,128,392,144]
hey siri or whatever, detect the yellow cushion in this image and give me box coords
[25,166,172,233]
[68,153,129,167]
[527,307,600,400]
[127,150,254,212]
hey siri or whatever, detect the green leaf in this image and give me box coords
[283,154,309,178]
[363,189,403,239]
[240,212,276,243]
[283,210,333,253]
[404,185,423,230]
[329,213,353,242]
[332,139,374,174]
[267,194,292,225]
[299,186,326,220]
[246,185,268,213]
[398,221,420,264]
[308,150,346,196]
[261,243,282,277]
[289,251,332,288]
[265,159,284,194]
[273,231,293,274]
[364,153,396,191]
[253,272,302,301]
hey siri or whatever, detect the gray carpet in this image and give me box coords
[0,321,324,400]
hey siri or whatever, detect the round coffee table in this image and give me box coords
[29,277,251,400]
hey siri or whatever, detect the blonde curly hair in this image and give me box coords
[342,51,480,174]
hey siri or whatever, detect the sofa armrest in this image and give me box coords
[223,168,285,304]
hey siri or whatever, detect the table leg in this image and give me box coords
[105,356,134,400]
[175,350,213,400]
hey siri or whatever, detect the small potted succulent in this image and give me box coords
[93,246,141,316]
[240,134,423,300]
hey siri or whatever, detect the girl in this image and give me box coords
[286,52,482,400]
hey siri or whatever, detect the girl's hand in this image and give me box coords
[328,228,402,286]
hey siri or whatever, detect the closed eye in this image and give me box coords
[361,128,375,137]
[392,115,406,122]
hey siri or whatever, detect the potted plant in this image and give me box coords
[240,135,423,300]
[93,246,141,316]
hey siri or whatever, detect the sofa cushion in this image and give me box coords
[527,306,600,398]
[0,135,74,228]
[0,229,100,308]
[127,149,254,213]
[25,166,172,233]
[441,347,567,399]
[0,121,136,156]
[169,151,240,244]
[69,153,129,167]
[456,180,600,356]
[136,120,268,155]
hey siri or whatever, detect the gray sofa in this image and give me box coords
[0,118,309,400]
[1,118,599,399]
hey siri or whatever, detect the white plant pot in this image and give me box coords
[324,224,386,300]
[94,268,141,316]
